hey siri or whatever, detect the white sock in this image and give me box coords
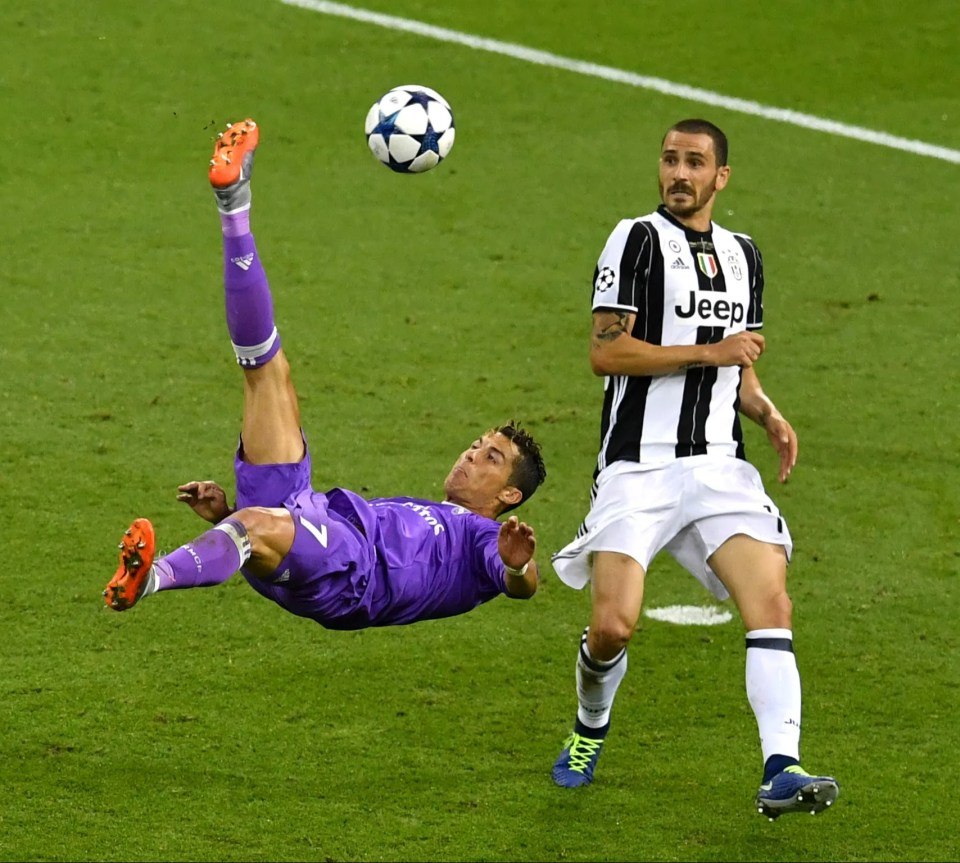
[576,629,628,730]
[745,628,802,762]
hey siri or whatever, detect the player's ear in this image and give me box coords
[716,164,731,190]
[499,486,523,508]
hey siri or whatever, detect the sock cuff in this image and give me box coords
[232,327,281,368]
[746,628,794,652]
[579,627,626,672]
[574,717,610,738]
[218,201,251,216]
[746,628,793,641]
[213,518,252,566]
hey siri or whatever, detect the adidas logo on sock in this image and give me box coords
[670,257,689,270]
[231,253,255,271]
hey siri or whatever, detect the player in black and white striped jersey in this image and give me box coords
[550,119,839,819]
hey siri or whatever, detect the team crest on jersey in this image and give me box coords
[726,254,743,280]
[696,252,718,278]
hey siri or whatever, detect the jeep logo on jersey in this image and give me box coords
[675,290,745,326]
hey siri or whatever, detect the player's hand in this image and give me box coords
[176,480,232,523]
[762,414,798,483]
[498,515,536,570]
[708,331,765,368]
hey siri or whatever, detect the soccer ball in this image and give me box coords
[365,85,455,174]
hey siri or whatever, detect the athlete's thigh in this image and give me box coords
[707,534,789,629]
[240,349,305,464]
[590,550,647,633]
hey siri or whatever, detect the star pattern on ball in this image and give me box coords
[373,111,402,144]
[374,112,442,159]
[416,124,442,156]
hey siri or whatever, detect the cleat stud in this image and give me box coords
[217,132,224,139]
[136,541,145,549]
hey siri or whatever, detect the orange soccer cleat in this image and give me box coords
[208,118,259,189]
[103,518,156,611]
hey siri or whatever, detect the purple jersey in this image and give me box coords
[240,487,516,630]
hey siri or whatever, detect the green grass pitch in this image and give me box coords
[1,1,957,860]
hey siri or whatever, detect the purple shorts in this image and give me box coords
[231,436,379,628]
[234,436,313,510]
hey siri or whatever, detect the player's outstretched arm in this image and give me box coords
[739,367,798,483]
[498,516,539,598]
[176,480,235,523]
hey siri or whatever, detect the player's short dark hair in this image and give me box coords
[495,420,547,514]
[665,119,729,167]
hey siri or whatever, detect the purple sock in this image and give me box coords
[154,518,252,591]
[223,233,282,368]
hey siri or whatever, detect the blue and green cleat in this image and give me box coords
[552,731,605,787]
[755,765,840,820]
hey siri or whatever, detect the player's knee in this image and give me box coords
[741,588,792,630]
[588,617,635,656]
[770,589,793,624]
[231,506,294,559]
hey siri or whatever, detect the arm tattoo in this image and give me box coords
[594,312,630,343]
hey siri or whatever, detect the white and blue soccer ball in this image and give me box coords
[365,85,455,174]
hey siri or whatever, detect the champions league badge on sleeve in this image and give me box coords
[595,266,616,294]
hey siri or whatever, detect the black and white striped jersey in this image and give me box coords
[591,204,764,473]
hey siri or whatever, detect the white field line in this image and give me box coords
[280,0,960,165]
[644,605,734,626]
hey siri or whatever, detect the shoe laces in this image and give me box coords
[566,733,603,773]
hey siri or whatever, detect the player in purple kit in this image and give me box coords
[102,118,546,629]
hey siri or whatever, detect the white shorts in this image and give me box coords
[551,456,792,600]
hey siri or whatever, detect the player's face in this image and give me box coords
[443,431,521,515]
[658,131,730,223]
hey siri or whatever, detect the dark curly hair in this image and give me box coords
[494,420,547,514]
